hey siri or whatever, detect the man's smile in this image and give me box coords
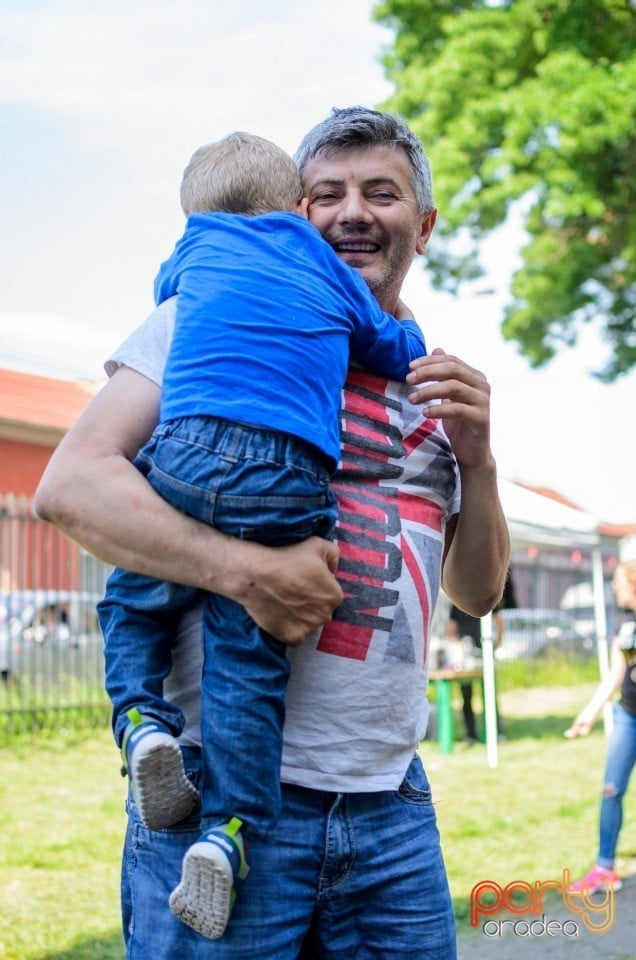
[335,241,379,252]
[330,235,383,257]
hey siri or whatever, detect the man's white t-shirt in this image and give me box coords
[107,297,461,792]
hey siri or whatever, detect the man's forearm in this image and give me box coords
[35,431,254,591]
[34,366,342,644]
[442,460,510,616]
[36,446,342,645]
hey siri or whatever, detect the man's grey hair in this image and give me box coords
[294,106,434,215]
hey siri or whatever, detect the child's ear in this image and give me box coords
[296,197,310,219]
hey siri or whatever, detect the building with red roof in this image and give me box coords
[0,368,97,497]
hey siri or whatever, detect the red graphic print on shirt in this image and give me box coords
[317,369,455,664]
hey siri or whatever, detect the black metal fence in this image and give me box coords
[0,493,625,735]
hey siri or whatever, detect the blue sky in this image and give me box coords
[1,0,634,523]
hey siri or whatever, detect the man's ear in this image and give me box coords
[415,208,437,255]
[297,197,310,219]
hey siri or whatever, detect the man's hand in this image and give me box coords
[35,366,343,646]
[406,349,492,470]
[407,348,509,616]
[239,537,342,647]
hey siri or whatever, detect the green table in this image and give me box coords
[428,667,484,754]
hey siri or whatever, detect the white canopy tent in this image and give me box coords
[498,478,601,552]
[480,479,607,768]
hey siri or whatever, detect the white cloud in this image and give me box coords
[1,0,395,351]
[0,311,113,380]
[1,0,393,156]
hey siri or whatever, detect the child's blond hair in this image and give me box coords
[180,131,302,217]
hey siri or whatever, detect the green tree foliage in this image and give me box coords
[374,0,636,379]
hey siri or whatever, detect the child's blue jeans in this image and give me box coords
[100,415,337,838]
[121,751,457,959]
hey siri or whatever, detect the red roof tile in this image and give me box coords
[518,483,584,512]
[0,368,97,431]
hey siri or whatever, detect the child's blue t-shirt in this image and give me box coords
[155,211,426,472]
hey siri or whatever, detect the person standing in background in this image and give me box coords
[566,559,636,895]
[445,566,517,744]
[445,605,505,743]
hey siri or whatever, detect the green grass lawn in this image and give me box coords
[429,684,636,945]
[0,729,125,960]
[1,685,634,958]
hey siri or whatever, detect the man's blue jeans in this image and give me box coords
[121,750,457,959]
[598,702,636,868]
[100,415,337,837]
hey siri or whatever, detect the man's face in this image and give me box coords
[303,145,437,312]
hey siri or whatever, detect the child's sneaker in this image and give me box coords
[569,865,622,894]
[121,707,199,830]
[169,817,250,940]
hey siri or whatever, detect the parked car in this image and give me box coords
[0,590,102,678]
[559,580,619,640]
[494,608,593,661]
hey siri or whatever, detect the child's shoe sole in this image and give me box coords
[169,841,235,939]
[132,736,199,830]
